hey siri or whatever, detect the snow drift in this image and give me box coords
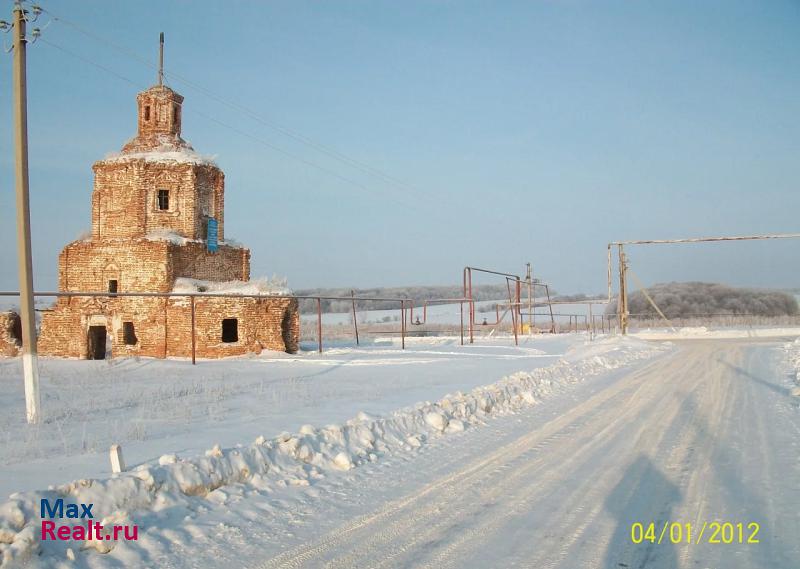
[0,337,668,567]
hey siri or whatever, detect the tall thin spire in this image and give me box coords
[158,32,164,86]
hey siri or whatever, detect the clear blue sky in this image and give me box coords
[1,0,798,294]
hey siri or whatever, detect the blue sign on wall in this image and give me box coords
[207,218,219,253]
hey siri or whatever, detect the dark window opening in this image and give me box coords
[173,104,180,125]
[144,105,151,121]
[157,189,170,211]
[88,326,107,360]
[9,313,22,346]
[108,279,118,294]
[281,310,296,354]
[222,318,238,343]
[123,322,137,345]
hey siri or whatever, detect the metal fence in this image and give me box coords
[0,291,479,361]
[0,289,618,363]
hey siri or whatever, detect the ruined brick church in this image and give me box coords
[34,75,299,359]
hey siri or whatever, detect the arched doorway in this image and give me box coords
[87,326,107,360]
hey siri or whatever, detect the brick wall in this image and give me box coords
[38,296,299,359]
[127,85,184,144]
[60,240,173,293]
[91,160,224,242]
[170,242,249,283]
[165,296,299,358]
[28,81,297,362]
[58,240,248,294]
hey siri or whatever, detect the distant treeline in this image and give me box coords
[296,284,527,314]
[606,282,798,317]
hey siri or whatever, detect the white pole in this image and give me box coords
[12,3,41,424]
[110,444,126,474]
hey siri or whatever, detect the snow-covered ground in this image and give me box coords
[0,335,667,567]
[2,332,798,568]
[257,338,800,569]
[782,337,800,397]
[0,336,577,499]
[631,326,800,340]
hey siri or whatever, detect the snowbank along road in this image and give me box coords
[259,339,800,569]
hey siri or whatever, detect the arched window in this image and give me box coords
[157,189,170,211]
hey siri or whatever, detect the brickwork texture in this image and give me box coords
[34,83,298,359]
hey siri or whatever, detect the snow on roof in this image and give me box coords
[103,144,217,167]
[146,229,200,245]
[173,276,292,296]
[145,230,245,249]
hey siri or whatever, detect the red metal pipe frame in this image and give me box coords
[163,297,168,359]
[474,303,503,327]
[351,290,359,346]
[464,268,474,343]
[505,276,523,345]
[474,303,516,328]
[317,297,323,353]
[505,277,518,346]
[460,301,464,345]
[190,295,196,365]
[462,266,528,345]
[463,266,522,279]
[515,278,521,343]
[400,300,406,350]
[410,298,477,325]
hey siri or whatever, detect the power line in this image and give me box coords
[40,5,432,203]
[38,36,424,212]
[37,3,498,222]
[40,38,139,88]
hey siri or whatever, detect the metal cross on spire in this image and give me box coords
[158,31,164,86]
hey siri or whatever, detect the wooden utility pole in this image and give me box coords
[617,244,629,335]
[11,3,40,424]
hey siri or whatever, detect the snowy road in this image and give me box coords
[258,339,800,569]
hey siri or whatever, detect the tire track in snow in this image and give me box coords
[258,340,800,569]
[331,361,682,569]
[425,348,702,569]
[258,351,684,569]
